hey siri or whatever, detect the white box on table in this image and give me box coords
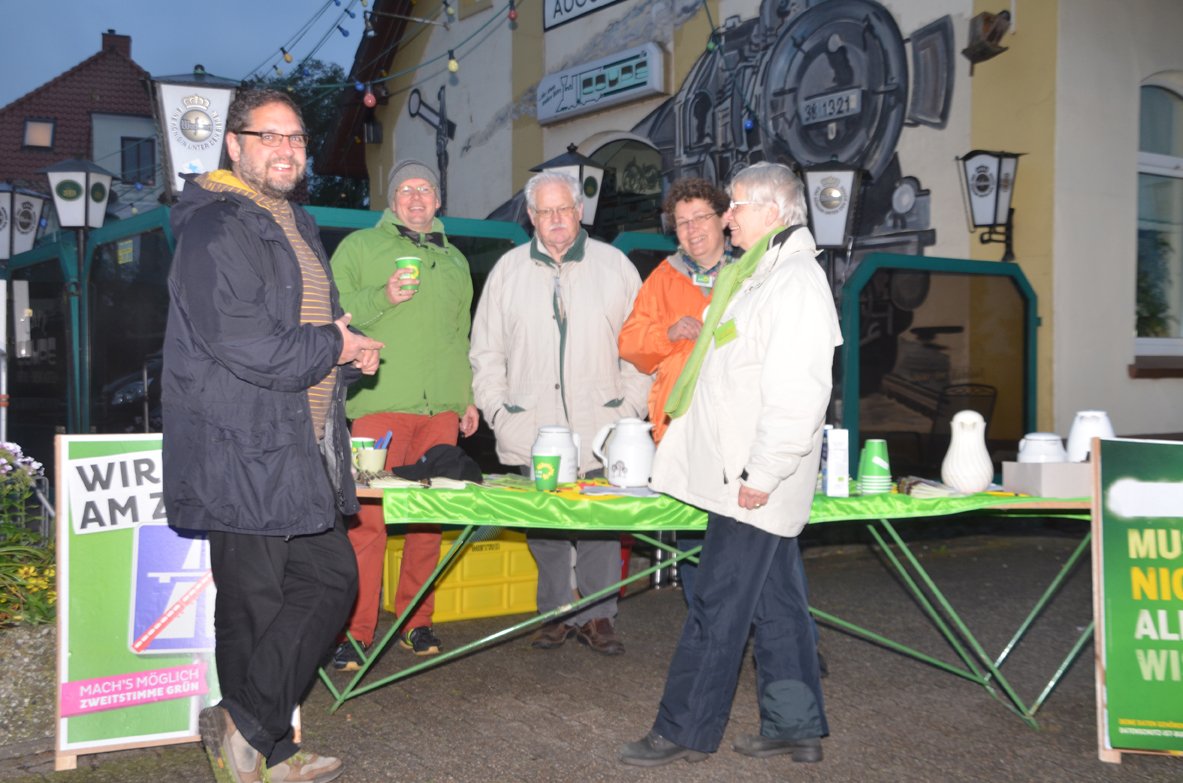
[1001,461,1092,499]
[822,427,849,497]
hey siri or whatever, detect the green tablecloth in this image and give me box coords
[381,475,1088,531]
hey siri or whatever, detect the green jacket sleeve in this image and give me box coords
[330,233,394,330]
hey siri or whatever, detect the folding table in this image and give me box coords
[324,478,1089,728]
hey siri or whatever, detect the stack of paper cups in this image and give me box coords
[858,439,893,495]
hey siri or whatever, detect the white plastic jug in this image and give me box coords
[1066,410,1114,462]
[592,417,656,488]
[940,410,994,494]
[531,426,581,483]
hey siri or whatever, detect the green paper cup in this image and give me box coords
[532,454,560,491]
[862,439,891,478]
[395,256,421,290]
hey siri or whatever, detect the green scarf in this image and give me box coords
[664,227,781,419]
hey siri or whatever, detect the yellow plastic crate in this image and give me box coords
[383,529,538,623]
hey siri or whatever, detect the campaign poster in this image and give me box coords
[1094,438,1183,758]
[55,434,218,767]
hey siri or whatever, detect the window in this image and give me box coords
[23,118,54,148]
[120,137,155,186]
[1136,84,1183,355]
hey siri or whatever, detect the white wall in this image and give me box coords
[383,4,514,219]
[1053,0,1183,436]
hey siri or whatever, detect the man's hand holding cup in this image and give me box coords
[386,256,421,304]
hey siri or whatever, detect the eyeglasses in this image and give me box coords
[728,200,762,211]
[396,184,436,197]
[235,130,310,148]
[531,205,578,220]
[673,212,720,231]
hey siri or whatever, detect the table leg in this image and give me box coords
[875,518,1039,726]
[324,533,703,708]
[325,524,481,710]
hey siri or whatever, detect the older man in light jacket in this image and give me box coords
[470,171,650,656]
[620,162,842,768]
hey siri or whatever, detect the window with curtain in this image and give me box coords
[1136,85,1183,352]
[120,137,156,186]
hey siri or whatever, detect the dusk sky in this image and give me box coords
[0,0,362,108]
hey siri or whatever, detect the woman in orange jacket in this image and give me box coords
[619,178,731,601]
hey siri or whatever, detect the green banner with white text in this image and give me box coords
[56,434,218,760]
[1096,438,1183,754]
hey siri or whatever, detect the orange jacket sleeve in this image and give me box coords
[618,259,711,442]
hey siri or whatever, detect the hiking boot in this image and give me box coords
[198,705,266,782]
[267,750,344,783]
[576,618,625,655]
[530,621,576,649]
[619,730,708,767]
[732,734,823,762]
[398,626,442,655]
[331,640,368,671]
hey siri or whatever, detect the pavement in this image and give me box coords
[3,517,1180,782]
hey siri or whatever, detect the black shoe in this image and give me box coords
[732,734,823,762]
[619,730,708,767]
[399,626,442,656]
[332,640,368,671]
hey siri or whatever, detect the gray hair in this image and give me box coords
[728,162,807,227]
[524,171,583,211]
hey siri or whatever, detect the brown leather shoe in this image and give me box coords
[576,618,625,655]
[530,621,576,649]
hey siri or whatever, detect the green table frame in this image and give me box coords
[322,479,1090,729]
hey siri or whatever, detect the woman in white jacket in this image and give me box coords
[620,162,842,768]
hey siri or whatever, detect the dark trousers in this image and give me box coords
[208,523,357,765]
[653,513,828,753]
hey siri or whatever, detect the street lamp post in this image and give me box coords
[40,160,115,433]
[957,150,1022,262]
[0,184,48,441]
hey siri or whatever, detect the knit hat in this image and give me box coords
[388,159,440,195]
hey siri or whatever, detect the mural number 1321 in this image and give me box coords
[800,89,862,126]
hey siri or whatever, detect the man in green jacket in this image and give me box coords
[329,159,478,666]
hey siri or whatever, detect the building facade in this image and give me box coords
[327,0,1183,441]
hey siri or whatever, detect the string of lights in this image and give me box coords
[240,0,339,82]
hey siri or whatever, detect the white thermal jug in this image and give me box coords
[591,417,656,488]
[1066,410,1114,462]
[531,426,581,483]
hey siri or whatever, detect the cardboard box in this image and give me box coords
[384,530,538,623]
[1001,461,1092,499]
[822,427,850,497]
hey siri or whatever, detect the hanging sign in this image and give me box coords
[537,43,665,125]
[155,83,235,196]
[1092,438,1183,762]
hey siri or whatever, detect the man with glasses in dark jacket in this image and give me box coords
[162,89,382,783]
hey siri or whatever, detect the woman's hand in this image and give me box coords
[667,316,702,342]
